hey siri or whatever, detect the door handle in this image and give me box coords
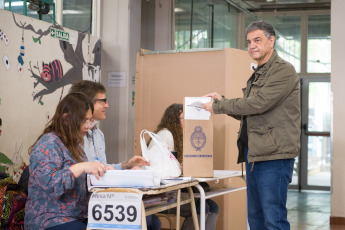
[303,124,330,136]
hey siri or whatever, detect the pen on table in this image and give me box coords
[163,177,193,181]
[163,178,184,180]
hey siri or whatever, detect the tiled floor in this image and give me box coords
[287,190,344,230]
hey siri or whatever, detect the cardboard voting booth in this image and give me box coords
[134,48,254,230]
[183,97,214,177]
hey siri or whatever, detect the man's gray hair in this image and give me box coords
[246,20,275,39]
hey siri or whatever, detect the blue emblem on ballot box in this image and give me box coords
[190,126,206,151]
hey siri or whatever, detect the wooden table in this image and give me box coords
[89,180,200,230]
[193,170,247,230]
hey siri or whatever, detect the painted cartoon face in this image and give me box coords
[40,60,63,82]
[41,64,51,82]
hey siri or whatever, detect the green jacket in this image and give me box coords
[213,51,301,163]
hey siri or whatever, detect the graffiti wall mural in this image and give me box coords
[0,9,101,181]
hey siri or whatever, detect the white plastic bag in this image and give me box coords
[140,129,182,181]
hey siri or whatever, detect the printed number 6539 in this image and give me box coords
[92,204,137,222]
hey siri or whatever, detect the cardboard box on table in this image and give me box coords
[183,97,214,178]
[134,48,254,230]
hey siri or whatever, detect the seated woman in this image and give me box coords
[25,92,111,230]
[149,103,219,230]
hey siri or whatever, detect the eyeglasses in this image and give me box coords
[94,98,107,104]
[82,117,95,126]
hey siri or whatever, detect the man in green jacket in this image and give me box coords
[203,20,300,230]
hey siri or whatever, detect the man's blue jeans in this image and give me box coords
[244,148,295,230]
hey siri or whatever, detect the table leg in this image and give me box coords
[194,184,205,230]
[187,186,200,230]
[141,201,147,230]
[176,189,181,230]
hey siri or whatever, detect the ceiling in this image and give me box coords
[227,0,331,11]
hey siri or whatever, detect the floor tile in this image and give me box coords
[287,190,343,230]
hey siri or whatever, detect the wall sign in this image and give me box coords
[50,28,69,42]
[108,72,126,87]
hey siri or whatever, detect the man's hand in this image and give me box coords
[202,101,214,114]
[122,156,150,170]
[202,92,222,113]
[202,92,222,100]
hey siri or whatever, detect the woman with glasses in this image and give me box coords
[68,80,160,230]
[25,92,111,230]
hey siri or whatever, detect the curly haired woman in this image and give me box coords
[149,103,219,230]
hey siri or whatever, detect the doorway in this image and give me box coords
[290,76,331,191]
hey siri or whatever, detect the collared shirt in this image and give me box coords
[83,127,122,170]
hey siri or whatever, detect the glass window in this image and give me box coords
[175,0,210,49]
[1,0,92,33]
[190,1,211,49]
[306,81,331,187]
[213,4,237,48]
[3,0,54,24]
[307,136,331,187]
[175,0,238,50]
[175,0,192,49]
[246,16,301,73]
[307,15,330,73]
[308,82,331,132]
[63,0,92,33]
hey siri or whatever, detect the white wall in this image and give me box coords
[128,1,142,158]
[330,0,345,219]
[0,9,100,181]
[99,0,147,163]
[154,0,173,50]
[100,0,172,164]
[99,0,132,164]
[141,0,173,51]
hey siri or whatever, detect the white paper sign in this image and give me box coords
[184,97,211,120]
[88,192,143,229]
[108,72,126,87]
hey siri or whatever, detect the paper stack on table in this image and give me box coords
[143,194,169,208]
[87,169,158,190]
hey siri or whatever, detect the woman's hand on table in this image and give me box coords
[70,161,108,180]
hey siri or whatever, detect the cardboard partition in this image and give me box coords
[134,48,254,230]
